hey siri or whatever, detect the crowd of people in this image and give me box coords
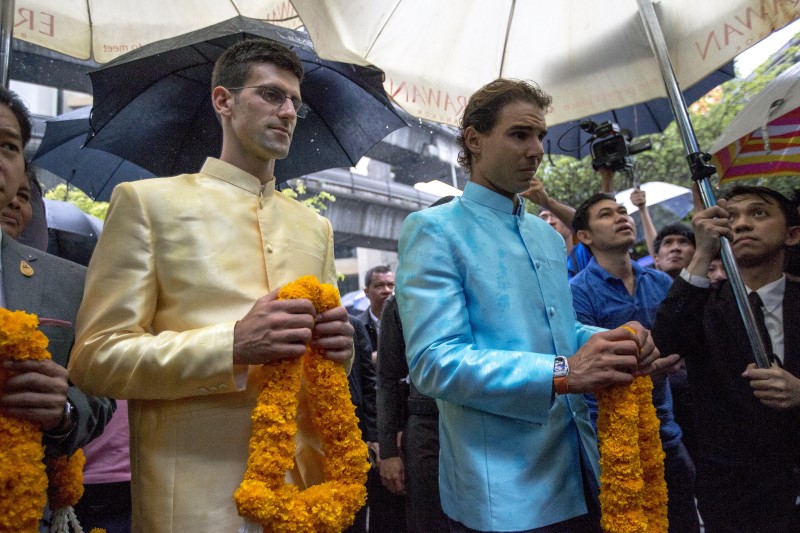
[0,37,797,533]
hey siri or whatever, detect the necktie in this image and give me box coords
[747,291,775,364]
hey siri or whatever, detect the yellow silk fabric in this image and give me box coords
[69,158,341,532]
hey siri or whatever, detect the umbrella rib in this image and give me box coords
[499,0,516,76]
[365,0,404,59]
[94,156,127,201]
[227,0,242,16]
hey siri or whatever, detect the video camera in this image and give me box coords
[580,120,652,172]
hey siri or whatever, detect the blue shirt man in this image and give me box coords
[569,193,699,533]
[571,256,681,447]
[396,79,663,533]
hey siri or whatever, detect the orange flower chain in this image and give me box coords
[0,309,96,533]
[235,276,370,532]
[596,374,669,533]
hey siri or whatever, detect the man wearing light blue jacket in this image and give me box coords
[396,79,671,533]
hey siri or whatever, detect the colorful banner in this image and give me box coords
[714,107,800,182]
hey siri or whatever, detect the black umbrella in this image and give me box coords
[85,16,409,182]
[33,107,155,201]
[545,62,735,158]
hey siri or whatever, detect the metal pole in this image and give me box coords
[0,0,14,88]
[636,0,772,369]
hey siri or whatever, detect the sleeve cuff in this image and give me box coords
[679,268,711,288]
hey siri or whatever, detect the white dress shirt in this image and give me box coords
[680,269,786,364]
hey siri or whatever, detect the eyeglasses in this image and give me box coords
[227,85,310,118]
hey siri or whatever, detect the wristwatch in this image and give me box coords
[553,356,570,395]
[46,399,77,437]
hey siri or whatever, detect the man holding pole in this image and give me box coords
[653,185,800,532]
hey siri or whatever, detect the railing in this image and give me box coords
[287,167,440,211]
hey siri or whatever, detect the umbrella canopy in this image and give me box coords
[615,181,692,241]
[710,61,800,183]
[546,63,734,157]
[10,0,302,63]
[33,107,155,201]
[84,16,409,181]
[43,199,103,267]
[292,0,799,127]
[44,198,102,237]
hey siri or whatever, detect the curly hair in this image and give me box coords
[456,79,552,173]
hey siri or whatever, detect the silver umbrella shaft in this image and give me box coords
[0,0,14,87]
[637,0,772,369]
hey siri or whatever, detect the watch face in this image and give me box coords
[554,357,569,377]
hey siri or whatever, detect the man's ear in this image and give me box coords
[464,126,482,157]
[785,225,800,247]
[212,86,233,117]
[576,229,592,247]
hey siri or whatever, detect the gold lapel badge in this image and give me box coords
[20,260,34,277]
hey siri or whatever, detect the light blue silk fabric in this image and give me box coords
[396,182,603,532]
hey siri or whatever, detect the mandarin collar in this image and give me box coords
[462,182,524,218]
[199,157,277,196]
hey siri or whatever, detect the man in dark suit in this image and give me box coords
[0,87,114,461]
[653,185,800,533]
[354,265,406,532]
[356,265,395,362]
[345,317,377,533]
[377,295,447,533]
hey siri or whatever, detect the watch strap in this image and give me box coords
[553,375,569,395]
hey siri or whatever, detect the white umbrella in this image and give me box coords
[616,181,691,215]
[292,0,800,128]
[8,0,302,63]
[616,182,692,241]
[289,0,786,367]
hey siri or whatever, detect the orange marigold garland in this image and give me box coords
[634,377,668,532]
[0,309,89,533]
[47,449,87,532]
[0,310,49,532]
[596,375,668,533]
[235,276,370,532]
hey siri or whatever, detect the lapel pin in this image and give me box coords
[20,260,34,277]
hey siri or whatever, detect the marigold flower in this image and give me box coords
[597,376,668,532]
[235,276,369,532]
[0,309,87,532]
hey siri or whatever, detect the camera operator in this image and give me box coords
[583,121,657,258]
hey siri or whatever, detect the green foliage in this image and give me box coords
[538,50,800,209]
[280,180,336,214]
[44,184,109,220]
[40,180,338,224]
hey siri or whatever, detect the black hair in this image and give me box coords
[0,86,32,147]
[572,193,617,233]
[654,223,695,254]
[364,265,392,288]
[212,38,304,90]
[724,185,800,227]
